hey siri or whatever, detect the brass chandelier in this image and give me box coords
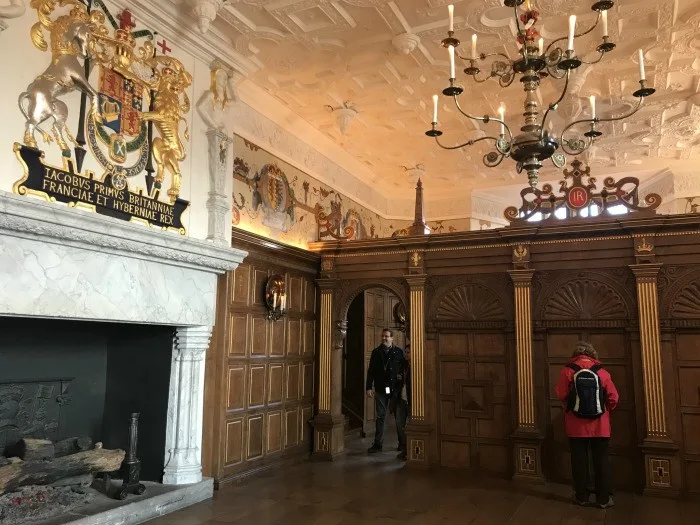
[425,0,655,187]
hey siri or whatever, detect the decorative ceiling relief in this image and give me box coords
[164,0,700,202]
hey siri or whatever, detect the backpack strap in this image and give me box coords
[590,364,602,373]
[566,363,581,372]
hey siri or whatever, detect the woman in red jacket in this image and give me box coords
[555,341,619,509]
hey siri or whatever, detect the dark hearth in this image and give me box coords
[0,317,173,483]
[0,485,94,525]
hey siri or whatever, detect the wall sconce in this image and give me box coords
[265,274,287,321]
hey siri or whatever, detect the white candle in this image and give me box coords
[272,291,278,308]
[568,15,576,52]
[281,294,286,311]
[498,104,505,135]
[638,49,645,80]
[448,4,454,32]
[601,10,608,37]
[448,45,455,79]
[538,37,544,55]
[471,34,477,59]
[589,95,596,119]
[432,94,438,123]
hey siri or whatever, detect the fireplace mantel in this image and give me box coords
[0,190,247,521]
[0,190,246,325]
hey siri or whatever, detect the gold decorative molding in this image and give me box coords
[630,263,669,439]
[318,289,333,414]
[409,438,425,461]
[509,269,536,430]
[406,274,426,421]
[649,458,671,488]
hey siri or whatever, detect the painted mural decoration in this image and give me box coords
[12,1,191,233]
[230,134,397,246]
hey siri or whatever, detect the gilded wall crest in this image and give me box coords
[13,0,192,232]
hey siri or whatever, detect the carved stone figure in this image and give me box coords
[196,64,236,131]
[0,0,26,32]
[18,2,103,155]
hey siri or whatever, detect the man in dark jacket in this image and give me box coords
[555,341,619,509]
[366,328,404,453]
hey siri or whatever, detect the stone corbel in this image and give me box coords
[186,0,226,34]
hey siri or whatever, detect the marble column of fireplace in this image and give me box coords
[0,190,247,487]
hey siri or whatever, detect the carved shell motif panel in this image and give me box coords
[543,280,628,320]
[435,283,506,321]
[671,282,700,318]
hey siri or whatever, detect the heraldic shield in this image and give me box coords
[97,67,145,164]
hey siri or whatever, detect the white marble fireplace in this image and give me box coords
[0,190,246,519]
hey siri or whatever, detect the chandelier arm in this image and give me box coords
[544,11,601,56]
[435,135,500,150]
[540,70,571,139]
[453,96,514,143]
[560,136,593,155]
[580,50,606,65]
[560,97,645,139]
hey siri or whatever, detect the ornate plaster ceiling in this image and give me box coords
[176,0,700,200]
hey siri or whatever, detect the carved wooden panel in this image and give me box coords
[671,282,700,318]
[436,284,505,320]
[303,320,314,354]
[285,408,299,448]
[543,280,628,320]
[289,277,303,313]
[251,316,268,356]
[267,411,282,454]
[229,314,248,356]
[268,364,283,404]
[224,419,243,466]
[302,362,314,398]
[247,415,264,459]
[231,265,250,304]
[287,318,301,355]
[252,269,268,306]
[437,331,510,475]
[304,279,316,313]
[286,363,300,400]
[249,365,266,408]
[227,367,245,411]
[270,320,285,356]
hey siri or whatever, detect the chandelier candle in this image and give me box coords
[448,4,454,32]
[638,49,645,80]
[471,34,478,59]
[538,37,544,55]
[589,95,596,119]
[432,94,439,123]
[498,105,505,136]
[601,10,608,36]
[567,15,576,51]
[448,45,456,79]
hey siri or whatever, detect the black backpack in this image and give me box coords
[566,363,606,419]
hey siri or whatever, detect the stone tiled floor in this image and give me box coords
[146,438,700,525]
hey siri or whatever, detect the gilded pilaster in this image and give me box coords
[630,262,680,496]
[404,272,433,467]
[311,279,345,460]
[509,269,536,430]
[508,266,544,483]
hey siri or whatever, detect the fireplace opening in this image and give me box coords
[0,317,173,482]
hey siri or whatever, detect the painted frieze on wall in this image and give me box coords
[231,135,403,247]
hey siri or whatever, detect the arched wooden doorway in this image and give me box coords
[534,271,642,491]
[427,277,514,476]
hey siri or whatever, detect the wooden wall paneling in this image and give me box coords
[675,331,700,493]
[204,230,319,486]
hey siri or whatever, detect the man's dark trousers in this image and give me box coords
[372,392,390,448]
